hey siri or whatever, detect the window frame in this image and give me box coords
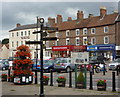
[91,37,96,45]
[91,28,96,34]
[76,29,80,36]
[76,37,80,46]
[83,37,88,45]
[66,38,70,45]
[83,28,87,35]
[104,26,109,33]
[66,30,70,37]
[104,36,109,44]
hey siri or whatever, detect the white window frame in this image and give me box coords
[66,30,70,36]
[76,29,80,36]
[56,32,59,37]
[104,36,109,44]
[83,37,88,45]
[91,37,96,45]
[55,39,59,46]
[66,38,70,45]
[28,30,31,35]
[12,33,14,37]
[76,37,80,46]
[104,26,109,33]
[21,31,23,36]
[91,28,96,34]
[83,28,87,35]
[17,32,19,36]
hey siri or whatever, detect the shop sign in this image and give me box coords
[71,52,89,65]
[98,45,115,50]
[72,46,86,50]
[87,46,98,51]
[52,46,71,51]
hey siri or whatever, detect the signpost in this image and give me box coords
[26,17,57,97]
[71,52,89,89]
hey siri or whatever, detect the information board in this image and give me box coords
[71,52,89,65]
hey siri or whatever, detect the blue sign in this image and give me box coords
[87,46,98,51]
[97,44,115,50]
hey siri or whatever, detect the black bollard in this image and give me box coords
[8,68,10,82]
[103,64,105,75]
[117,66,119,76]
[89,70,93,90]
[50,69,53,86]
[92,64,94,75]
[35,70,38,84]
[69,70,72,88]
[112,71,116,91]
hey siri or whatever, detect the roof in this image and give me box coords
[116,14,120,22]
[9,13,118,32]
[0,44,9,49]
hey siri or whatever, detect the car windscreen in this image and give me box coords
[44,60,53,65]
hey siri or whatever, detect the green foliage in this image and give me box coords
[77,72,84,82]
[97,79,106,85]
[2,38,9,44]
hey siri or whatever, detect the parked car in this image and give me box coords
[108,58,120,70]
[32,59,54,72]
[54,58,75,72]
[0,61,9,70]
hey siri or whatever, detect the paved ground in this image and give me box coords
[1,81,120,96]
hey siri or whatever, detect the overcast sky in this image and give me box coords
[0,0,120,41]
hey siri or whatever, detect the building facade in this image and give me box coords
[47,7,120,61]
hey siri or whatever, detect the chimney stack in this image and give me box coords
[56,15,62,24]
[77,10,84,20]
[16,23,21,27]
[67,17,72,21]
[88,14,94,18]
[100,6,107,17]
[48,17,55,26]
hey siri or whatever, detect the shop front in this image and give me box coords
[87,44,116,61]
[52,45,86,58]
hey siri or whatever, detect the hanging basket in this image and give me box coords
[14,74,33,85]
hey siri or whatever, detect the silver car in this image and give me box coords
[108,58,120,70]
[54,58,75,72]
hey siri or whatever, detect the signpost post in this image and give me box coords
[26,17,57,97]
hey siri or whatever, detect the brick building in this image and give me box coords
[47,7,120,60]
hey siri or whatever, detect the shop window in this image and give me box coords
[76,37,80,46]
[76,29,80,36]
[91,37,96,45]
[83,28,87,35]
[66,30,70,36]
[104,36,109,44]
[83,37,88,45]
[104,26,109,33]
[91,28,96,34]
[66,38,70,45]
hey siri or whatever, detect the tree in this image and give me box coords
[2,38,9,44]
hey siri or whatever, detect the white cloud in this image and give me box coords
[65,8,79,17]
[0,30,9,41]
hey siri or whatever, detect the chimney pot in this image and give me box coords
[56,14,62,24]
[67,17,72,21]
[77,10,84,20]
[48,17,55,26]
[100,6,107,17]
[16,23,21,27]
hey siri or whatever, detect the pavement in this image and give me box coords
[1,81,120,97]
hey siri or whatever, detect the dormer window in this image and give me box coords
[83,28,87,35]
[76,29,80,36]
[66,30,70,36]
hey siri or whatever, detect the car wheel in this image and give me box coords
[66,67,71,73]
[95,67,100,73]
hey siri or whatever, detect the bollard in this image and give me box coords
[112,71,116,91]
[89,70,93,90]
[69,70,72,88]
[35,70,38,84]
[117,66,119,76]
[50,69,53,86]
[92,64,94,75]
[8,68,10,82]
[103,64,105,76]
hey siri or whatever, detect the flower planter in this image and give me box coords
[43,80,49,85]
[2,78,7,81]
[14,75,33,85]
[76,82,84,89]
[97,83,106,91]
[57,81,66,87]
